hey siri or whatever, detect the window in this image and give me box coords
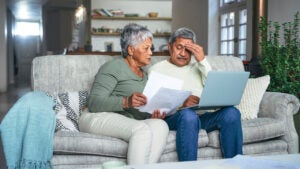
[14,21,40,36]
[219,0,248,60]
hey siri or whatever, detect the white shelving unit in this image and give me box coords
[90,0,172,52]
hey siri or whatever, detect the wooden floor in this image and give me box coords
[0,83,31,119]
[0,83,31,168]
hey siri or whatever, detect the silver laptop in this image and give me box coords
[181,71,250,110]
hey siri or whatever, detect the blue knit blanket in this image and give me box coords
[0,91,56,169]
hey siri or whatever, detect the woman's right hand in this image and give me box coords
[126,92,147,108]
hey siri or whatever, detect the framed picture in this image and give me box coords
[104,42,114,52]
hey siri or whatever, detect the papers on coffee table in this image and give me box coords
[137,71,191,114]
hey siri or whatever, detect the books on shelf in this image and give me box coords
[110,9,124,16]
[93,8,113,17]
[93,8,124,17]
[100,8,113,17]
[93,9,103,16]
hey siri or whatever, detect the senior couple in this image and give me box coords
[79,23,243,165]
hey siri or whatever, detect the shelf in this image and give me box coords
[67,51,170,56]
[92,15,172,21]
[91,31,171,37]
[91,32,120,36]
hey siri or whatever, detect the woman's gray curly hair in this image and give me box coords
[169,27,196,45]
[120,23,153,58]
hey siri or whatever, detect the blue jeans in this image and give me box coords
[164,106,243,161]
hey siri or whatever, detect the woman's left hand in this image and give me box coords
[151,109,166,119]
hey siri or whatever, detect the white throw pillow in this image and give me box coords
[53,91,88,132]
[236,75,270,120]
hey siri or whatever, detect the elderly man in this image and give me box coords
[149,27,243,161]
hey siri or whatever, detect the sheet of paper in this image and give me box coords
[143,71,184,100]
[137,71,192,114]
[138,87,191,114]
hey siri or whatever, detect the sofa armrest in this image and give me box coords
[259,92,300,118]
[258,91,300,153]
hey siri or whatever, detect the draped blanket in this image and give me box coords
[0,91,56,169]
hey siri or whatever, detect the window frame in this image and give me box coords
[218,0,251,60]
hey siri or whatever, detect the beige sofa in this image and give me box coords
[31,55,300,169]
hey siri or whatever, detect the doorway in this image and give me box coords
[14,21,41,85]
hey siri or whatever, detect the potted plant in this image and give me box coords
[258,11,300,100]
[84,39,92,52]
[259,12,300,147]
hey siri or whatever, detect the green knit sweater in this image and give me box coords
[88,58,151,120]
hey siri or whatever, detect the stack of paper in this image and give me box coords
[137,71,191,115]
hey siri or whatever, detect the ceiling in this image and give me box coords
[7,0,77,21]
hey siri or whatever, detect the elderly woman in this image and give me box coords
[79,23,169,165]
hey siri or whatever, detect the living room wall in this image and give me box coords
[268,0,300,25]
[172,0,209,54]
[0,0,7,92]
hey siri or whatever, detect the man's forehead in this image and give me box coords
[174,37,193,44]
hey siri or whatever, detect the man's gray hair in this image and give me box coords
[169,27,196,45]
[120,23,153,58]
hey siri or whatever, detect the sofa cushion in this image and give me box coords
[206,56,245,71]
[160,147,223,162]
[207,118,285,148]
[52,155,124,168]
[32,55,117,94]
[163,130,208,154]
[53,131,128,158]
[243,140,288,155]
[53,91,88,132]
[54,130,209,158]
[32,55,245,94]
[236,75,270,120]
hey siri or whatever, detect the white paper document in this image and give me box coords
[137,71,192,114]
[142,71,184,100]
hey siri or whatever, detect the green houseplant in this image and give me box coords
[259,12,300,148]
[258,12,300,99]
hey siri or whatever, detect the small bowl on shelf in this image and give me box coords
[148,12,158,18]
